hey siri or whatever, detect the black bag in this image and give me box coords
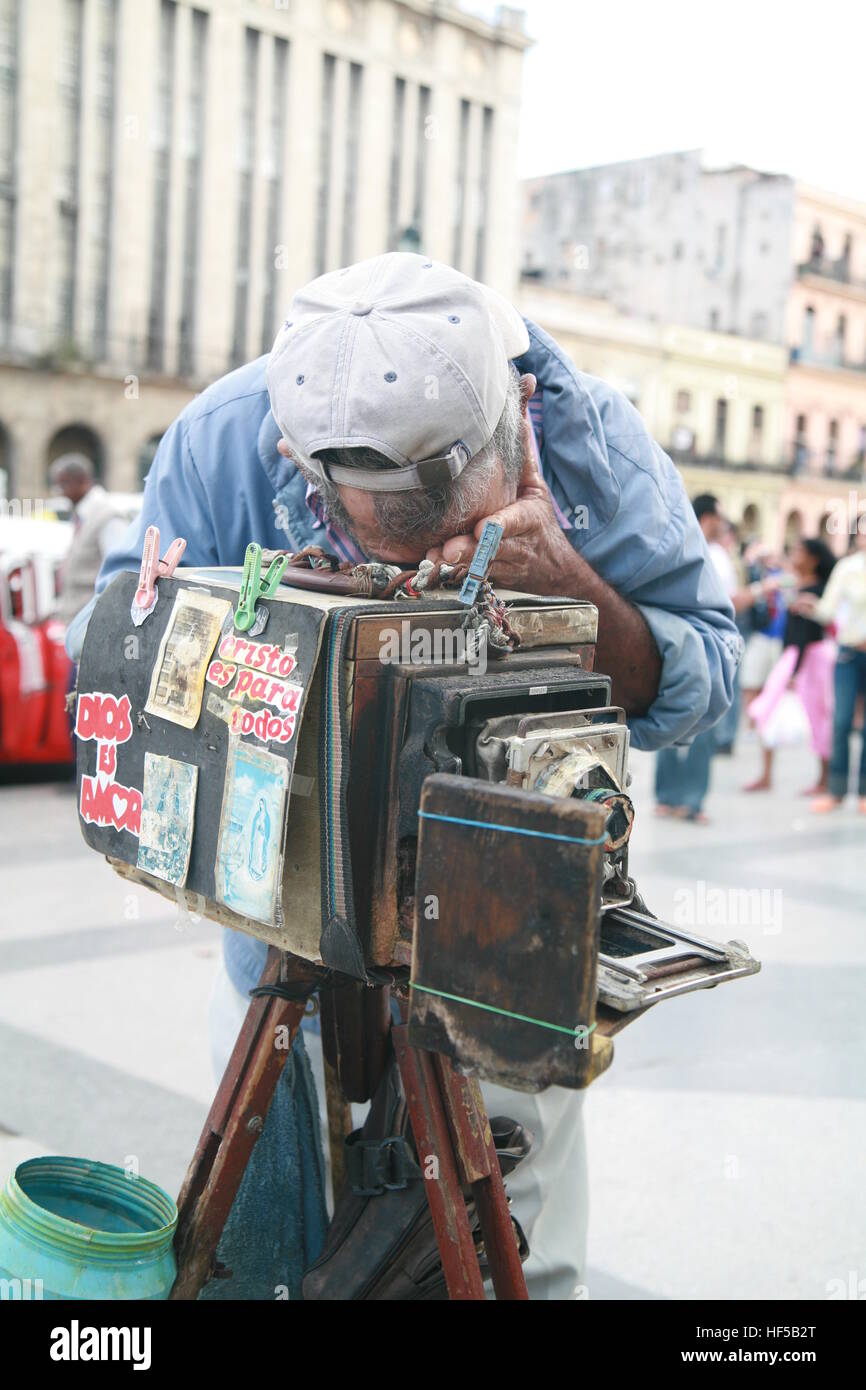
[302,1051,532,1300]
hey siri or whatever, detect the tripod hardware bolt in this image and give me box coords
[246,1114,264,1135]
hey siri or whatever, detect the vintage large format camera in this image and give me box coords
[75,566,758,1093]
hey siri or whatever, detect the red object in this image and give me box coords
[0,553,73,766]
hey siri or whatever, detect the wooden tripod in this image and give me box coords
[171,948,528,1301]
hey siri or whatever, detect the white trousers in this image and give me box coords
[209,961,589,1301]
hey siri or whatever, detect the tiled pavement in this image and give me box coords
[1,733,864,1299]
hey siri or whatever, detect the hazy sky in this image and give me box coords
[509,0,866,201]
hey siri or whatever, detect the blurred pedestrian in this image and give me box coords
[739,542,787,717]
[746,539,836,793]
[49,454,129,626]
[655,495,768,821]
[712,520,747,753]
[793,529,866,813]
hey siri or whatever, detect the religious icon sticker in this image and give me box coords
[136,753,199,886]
[145,590,232,729]
[215,742,289,925]
[75,691,142,836]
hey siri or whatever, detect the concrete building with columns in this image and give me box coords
[0,0,529,502]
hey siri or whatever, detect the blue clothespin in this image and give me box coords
[234,543,289,632]
[458,521,504,606]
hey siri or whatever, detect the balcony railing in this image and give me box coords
[669,447,866,481]
[796,256,866,294]
[789,345,866,373]
[788,446,866,480]
[670,449,794,475]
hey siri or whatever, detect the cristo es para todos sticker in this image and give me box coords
[75,691,142,836]
[205,640,303,746]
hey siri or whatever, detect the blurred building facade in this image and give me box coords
[521,152,866,550]
[518,283,789,548]
[0,0,528,500]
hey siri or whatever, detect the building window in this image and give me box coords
[751,404,764,461]
[147,0,177,370]
[231,27,259,367]
[473,106,493,281]
[714,398,727,455]
[714,223,726,270]
[836,314,846,363]
[412,84,431,246]
[675,390,691,413]
[387,76,406,251]
[90,0,118,362]
[802,305,815,354]
[750,311,768,338]
[57,0,84,342]
[793,414,808,469]
[827,418,838,469]
[314,54,336,276]
[709,309,719,331]
[840,233,852,276]
[0,0,20,335]
[673,241,683,260]
[452,99,470,270]
[340,62,363,265]
[178,8,208,376]
[260,36,288,356]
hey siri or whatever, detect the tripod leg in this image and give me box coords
[434,1060,529,1301]
[392,1024,486,1300]
[171,948,317,1300]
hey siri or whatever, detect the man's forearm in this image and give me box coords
[557,548,662,715]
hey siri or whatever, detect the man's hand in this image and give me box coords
[425,381,579,594]
[426,376,662,717]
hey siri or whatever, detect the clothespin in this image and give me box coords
[458,521,504,607]
[130,526,187,626]
[234,542,288,632]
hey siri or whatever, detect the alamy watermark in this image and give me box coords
[1,1276,43,1299]
[0,497,50,521]
[824,491,866,536]
[379,620,488,675]
[672,880,782,936]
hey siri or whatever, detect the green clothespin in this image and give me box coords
[234,543,289,632]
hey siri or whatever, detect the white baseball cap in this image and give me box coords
[266,252,529,493]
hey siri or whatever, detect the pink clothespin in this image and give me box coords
[131,527,186,625]
[157,535,186,579]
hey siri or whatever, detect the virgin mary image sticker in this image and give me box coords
[215,742,289,924]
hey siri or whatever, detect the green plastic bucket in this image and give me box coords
[0,1156,177,1300]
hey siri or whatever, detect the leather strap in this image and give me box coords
[345,1134,422,1196]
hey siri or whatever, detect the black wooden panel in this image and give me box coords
[409,773,610,1091]
[74,570,327,912]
